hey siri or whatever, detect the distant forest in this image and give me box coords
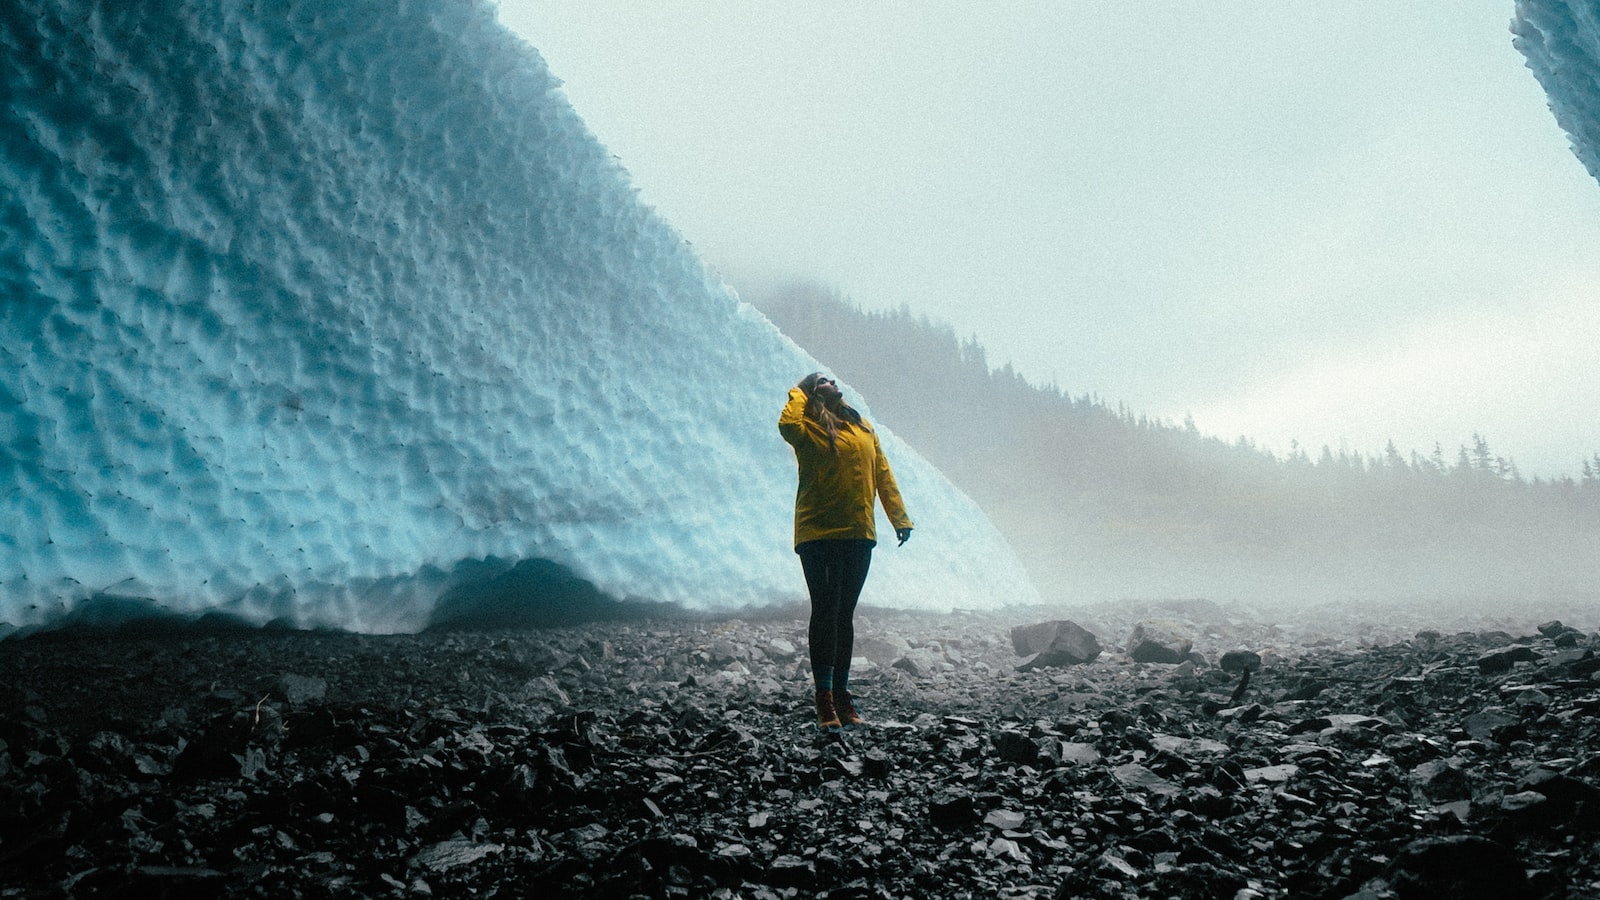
[745,278,1600,613]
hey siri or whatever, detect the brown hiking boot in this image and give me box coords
[815,689,842,731]
[836,689,865,728]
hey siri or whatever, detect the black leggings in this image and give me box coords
[797,539,874,690]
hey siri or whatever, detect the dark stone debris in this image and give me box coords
[1,604,1600,898]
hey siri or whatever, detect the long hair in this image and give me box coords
[798,372,868,453]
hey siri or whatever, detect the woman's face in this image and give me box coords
[811,375,842,402]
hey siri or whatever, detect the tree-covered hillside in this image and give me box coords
[747,278,1600,612]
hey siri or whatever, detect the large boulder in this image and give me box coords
[1386,835,1527,899]
[1126,620,1195,664]
[1011,620,1101,670]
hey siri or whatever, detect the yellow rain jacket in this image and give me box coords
[779,387,913,549]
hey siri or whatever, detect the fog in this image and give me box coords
[753,280,1600,620]
[499,2,1600,482]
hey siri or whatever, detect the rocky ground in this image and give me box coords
[3,598,1600,899]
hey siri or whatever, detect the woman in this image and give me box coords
[779,373,913,731]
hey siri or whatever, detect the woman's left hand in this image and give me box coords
[896,528,913,546]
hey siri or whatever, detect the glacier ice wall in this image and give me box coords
[1515,0,1600,184]
[0,0,1038,632]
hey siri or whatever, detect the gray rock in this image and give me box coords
[279,674,327,707]
[928,790,979,828]
[411,839,505,873]
[1409,759,1470,804]
[1152,733,1229,757]
[1386,835,1526,899]
[705,639,750,666]
[1113,762,1181,796]
[891,647,944,678]
[1126,620,1194,664]
[74,730,139,777]
[1500,790,1548,815]
[854,635,911,665]
[764,637,799,662]
[521,675,571,706]
[1097,852,1142,880]
[1009,620,1101,668]
[1476,645,1541,674]
[1517,767,1600,818]
[990,730,1040,765]
[1219,650,1262,674]
[983,808,1026,830]
[769,855,816,887]
[1042,740,1101,766]
[1242,763,1299,784]
[1460,708,1519,743]
[862,749,893,778]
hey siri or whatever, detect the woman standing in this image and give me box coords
[779,373,913,731]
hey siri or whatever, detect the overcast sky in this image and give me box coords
[496,2,1600,479]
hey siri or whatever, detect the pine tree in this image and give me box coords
[1383,440,1407,473]
[1471,434,1494,472]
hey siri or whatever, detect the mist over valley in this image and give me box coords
[747,278,1600,624]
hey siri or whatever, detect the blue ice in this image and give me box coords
[0,0,1037,635]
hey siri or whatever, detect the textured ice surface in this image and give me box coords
[0,0,1038,632]
[1516,0,1600,185]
